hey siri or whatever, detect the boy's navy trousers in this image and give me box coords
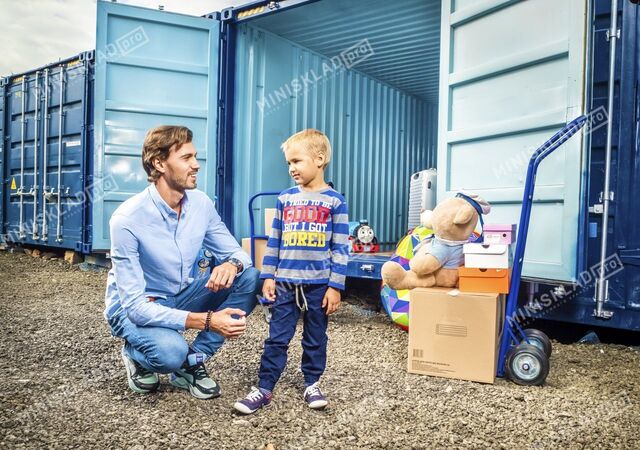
[258,283,329,391]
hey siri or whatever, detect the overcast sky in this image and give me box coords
[0,0,246,76]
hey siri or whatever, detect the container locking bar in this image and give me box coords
[31,71,40,240]
[56,66,66,243]
[41,69,50,241]
[593,0,620,320]
[18,77,27,240]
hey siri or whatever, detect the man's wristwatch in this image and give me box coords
[226,258,244,274]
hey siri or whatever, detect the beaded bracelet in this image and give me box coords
[204,310,213,331]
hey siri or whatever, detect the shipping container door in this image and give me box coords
[438,0,588,282]
[2,59,92,252]
[93,1,220,250]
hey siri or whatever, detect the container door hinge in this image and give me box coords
[593,279,614,319]
[601,190,614,202]
[589,191,615,214]
[605,28,621,41]
[220,8,233,22]
[75,241,92,254]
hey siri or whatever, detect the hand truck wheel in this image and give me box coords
[521,328,552,358]
[505,343,549,386]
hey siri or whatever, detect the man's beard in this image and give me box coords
[168,172,197,191]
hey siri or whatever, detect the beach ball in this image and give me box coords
[380,226,433,331]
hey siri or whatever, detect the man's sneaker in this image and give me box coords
[233,387,272,414]
[120,347,159,394]
[303,383,328,409]
[170,362,221,399]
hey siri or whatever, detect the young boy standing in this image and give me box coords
[234,129,349,414]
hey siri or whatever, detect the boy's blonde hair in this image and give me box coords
[281,129,332,168]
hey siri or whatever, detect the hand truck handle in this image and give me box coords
[497,115,588,377]
[247,191,280,265]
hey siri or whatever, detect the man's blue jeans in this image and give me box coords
[108,267,260,373]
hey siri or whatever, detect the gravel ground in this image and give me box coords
[0,250,639,450]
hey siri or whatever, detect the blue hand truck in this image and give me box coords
[497,115,588,385]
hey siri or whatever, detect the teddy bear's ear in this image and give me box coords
[421,209,434,228]
[453,205,475,225]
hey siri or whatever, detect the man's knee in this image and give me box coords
[237,267,261,293]
[145,336,189,373]
[232,267,261,312]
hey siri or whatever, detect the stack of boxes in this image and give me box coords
[407,224,517,384]
[459,224,516,294]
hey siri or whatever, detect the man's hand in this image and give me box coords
[322,287,341,315]
[206,262,238,292]
[209,308,247,338]
[262,278,277,302]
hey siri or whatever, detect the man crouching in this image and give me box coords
[104,125,260,399]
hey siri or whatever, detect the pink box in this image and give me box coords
[483,224,516,245]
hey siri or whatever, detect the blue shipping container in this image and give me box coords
[1,53,94,253]
[1,0,638,330]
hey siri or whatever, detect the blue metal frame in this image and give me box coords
[215,12,237,230]
[248,191,281,264]
[80,51,95,254]
[496,116,588,378]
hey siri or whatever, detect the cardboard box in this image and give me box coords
[483,224,517,245]
[463,243,513,269]
[458,266,511,294]
[242,238,267,270]
[408,288,505,384]
[264,208,277,237]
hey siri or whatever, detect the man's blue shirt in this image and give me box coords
[104,184,252,330]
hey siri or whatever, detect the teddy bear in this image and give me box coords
[381,192,490,290]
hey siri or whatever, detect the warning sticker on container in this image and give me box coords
[66,140,81,148]
[10,178,16,190]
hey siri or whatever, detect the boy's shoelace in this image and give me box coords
[246,387,265,401]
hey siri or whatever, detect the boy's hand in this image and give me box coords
[262,278,277,302]
[322,287,341,315]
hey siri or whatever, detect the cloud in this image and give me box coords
[0,0,97,76]
[0,0,247,77]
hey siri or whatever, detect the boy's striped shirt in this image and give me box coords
[260,186,350,290]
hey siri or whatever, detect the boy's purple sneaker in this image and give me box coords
[303,383,328,409]
[233,387,272,414]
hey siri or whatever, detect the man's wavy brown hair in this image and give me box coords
[142,125,193,182]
